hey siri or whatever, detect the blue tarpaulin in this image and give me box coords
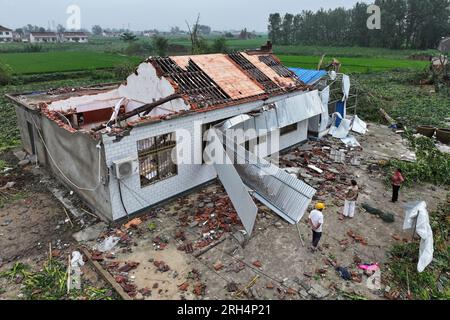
[289,68,327,85]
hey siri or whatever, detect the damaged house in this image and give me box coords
[8,44,345,235]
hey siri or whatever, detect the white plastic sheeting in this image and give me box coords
[403,201,434,273]
[329,113,352,139]
[342,74,351,101]
[351,115,368,135]
[69,251,85,290]
[341,135,361,147]
[319,86,330,132]
[275,90,324,128]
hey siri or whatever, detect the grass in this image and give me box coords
[0,51,141,75]
[385,200,449,300]
[279,55,430,73]
[353,71,450,127]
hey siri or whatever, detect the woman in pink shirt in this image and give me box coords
[391,168,405,203]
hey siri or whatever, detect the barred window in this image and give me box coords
[137,133,177,187]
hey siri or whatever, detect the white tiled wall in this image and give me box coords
[103,100,310,220]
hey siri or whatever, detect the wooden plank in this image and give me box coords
[80,247,132,300]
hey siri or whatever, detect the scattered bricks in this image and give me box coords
[153,283,159,289]
[124,218,142,229]
[153,261,170,273]
[184,242,194,254]
[105,261,120,271]
[384,290,400,300]
[139,288,152,297]
[266,282,274,289]
[353,255,362,265]
[178,282,189,292]
[121,283,137,293]
[226,282,239,293]
[252,260,262,268]
[175,229,186,241]
[392,234,401,241]
[187,269,201,281]
[114,275,127,283]
[286,288,298,295]
[51,249,61,258]
[339,239,350,246]
[193,283,206,296]
[351,272,362,283]
[118,261,139,273]
[213,261,224,271]
[91,251,104,262]
[105,253,116,259]
[316,268,328,275]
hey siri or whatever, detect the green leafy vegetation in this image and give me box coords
[1,260,115,300]
[385,200,450,300]
[353,71,450,128]
[0,62,13,85]
[387,133,450,186]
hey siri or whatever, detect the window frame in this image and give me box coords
[137,133,178,188]
[280,123,298,136]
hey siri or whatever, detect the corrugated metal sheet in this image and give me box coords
[289,68,327,85]
[219,132,316,224]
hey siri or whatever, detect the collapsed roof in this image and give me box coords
[8,48,310,137]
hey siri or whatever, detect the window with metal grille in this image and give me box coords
[137,133,177,187]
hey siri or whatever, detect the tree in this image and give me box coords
[268,13,282,44]
[120,32,137,42]
[152,36,169,56]
[186,14,210,54]
[57,24,66,33]
[281,13,294,45]
[198,25,211,35]
[224,32,234,38]
[211,37,228,53]
[92,25,103,35]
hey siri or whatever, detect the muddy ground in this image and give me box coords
[0,123,448,300]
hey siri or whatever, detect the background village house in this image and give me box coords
[0,25,13,42]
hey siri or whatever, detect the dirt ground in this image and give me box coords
[0,123,448,300]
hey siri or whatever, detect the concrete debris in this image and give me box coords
[13,150,27,161]
[308,283,329,299]
[0,182,16,190]
[72,222,108,242]
[18,159,30,167]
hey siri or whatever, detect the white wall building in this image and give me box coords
[0,25,13,42]
[9,45,326,230]
[62,32,89,43]
[29,32,58,43]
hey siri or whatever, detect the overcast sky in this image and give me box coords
[0,0,363,32]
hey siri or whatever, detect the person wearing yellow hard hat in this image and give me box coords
[308,202,325,252]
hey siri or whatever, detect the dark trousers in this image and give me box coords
[312,231,322,248]
[392,185,400,202]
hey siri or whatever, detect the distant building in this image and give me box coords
[438,36,450,52]
[29,32,58,43]
[102,31,122,38]
[62,32,89,43]
[12,32,22,42]
[0,25,13,42]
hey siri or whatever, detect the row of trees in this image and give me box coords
[268,0,450,49]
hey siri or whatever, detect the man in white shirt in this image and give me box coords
[308,203,325,252]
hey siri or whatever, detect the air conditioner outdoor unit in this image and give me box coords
[112,157,138,180]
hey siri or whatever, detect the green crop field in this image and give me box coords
[0,51,141,75]
[279,55,430,73]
